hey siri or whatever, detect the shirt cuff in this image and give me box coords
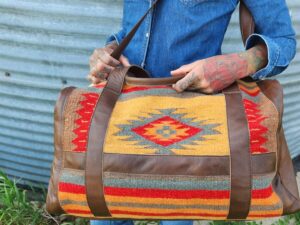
[245,34,280,80]
[105,29,126,46]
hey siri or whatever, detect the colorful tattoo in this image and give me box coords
[202,43,267,91]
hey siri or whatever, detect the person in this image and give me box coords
[87,0,296,225]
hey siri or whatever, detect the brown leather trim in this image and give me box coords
[103,153,275,176]
[239,1,255,45]
[225,84,251,219]
[258,80,300,213]
[46,86,75,214]
[85,67,131,216]
[64,152,86,170]
[273,126,300,214]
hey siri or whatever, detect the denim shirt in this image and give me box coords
[106,0,297,79]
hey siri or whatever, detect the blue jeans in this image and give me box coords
[90,220,193,225]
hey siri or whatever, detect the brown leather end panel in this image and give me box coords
[273,127,300,214]
[46,86,76,215]
[259,80,300,214]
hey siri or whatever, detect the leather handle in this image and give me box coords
[124,65,240,93]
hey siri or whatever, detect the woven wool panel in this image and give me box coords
[100,84,230,156]
[246,173,283,219]
[103,172,231,220]
[58,169,94,217]
[238,80,279,154]
[63,90,100,153]
[57,169,284,220]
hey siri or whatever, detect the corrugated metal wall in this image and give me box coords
[0,0,299,186]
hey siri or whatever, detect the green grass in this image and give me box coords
[0,170,89,225]
[1,170,300,225]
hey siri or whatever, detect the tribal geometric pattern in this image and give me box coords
[72,92,99,152]
[238,80,279,154]
[115,108,220,154]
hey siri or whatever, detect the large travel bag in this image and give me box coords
[46,0,300,220]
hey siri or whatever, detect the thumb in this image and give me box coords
[119,55,131,67]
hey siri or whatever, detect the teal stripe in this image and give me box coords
[106,201,281,212]
[252,175,273,190]
[60,199,87,207]
[119,89,201,101]
[103,176,229,190]
[60,169,84,186]
[107,202,228,210]
[103,172,273,190]
[251,204,282,211]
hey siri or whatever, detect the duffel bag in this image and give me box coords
[46,0,300,221]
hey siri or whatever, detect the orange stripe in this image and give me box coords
[58,192,87,202]
[108,206,227,215]
[62,204,91,212]
[105,195,229,205]
[110,210,227,217]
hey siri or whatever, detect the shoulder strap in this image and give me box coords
[110,0,160,59]
[111,0,255,59]
[239,1,255,45]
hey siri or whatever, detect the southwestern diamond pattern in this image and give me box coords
[115,108,221,154]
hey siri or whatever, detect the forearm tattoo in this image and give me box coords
[202,44,267,91]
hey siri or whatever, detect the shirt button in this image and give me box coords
[145,32,149,38]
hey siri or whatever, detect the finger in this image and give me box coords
[172,72,198,92]
[98,49,120,67]
[170,61,198,76]
[119,55,131,67]
[90,62,113,78]
[86,74,104,85]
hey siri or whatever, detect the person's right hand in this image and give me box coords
[87,41,131,85]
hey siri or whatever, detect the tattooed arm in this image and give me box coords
[171,43,267,93]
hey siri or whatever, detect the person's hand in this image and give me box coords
[171,44,267,94]
[87,41,131,85]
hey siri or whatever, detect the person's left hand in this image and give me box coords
[171,44,268,94]
[170,53,249,94]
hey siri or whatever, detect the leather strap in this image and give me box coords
[239,1,255,45]
[111,0,160,60]
[85,67,131,216]
[225,84,252,219]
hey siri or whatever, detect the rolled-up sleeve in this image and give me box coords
[243,0,297,80]
[105,28,126,46]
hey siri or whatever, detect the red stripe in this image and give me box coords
[66,209,92,214]
[122,86,172,93]
[252,185,273,198]
[104,187,230,199]
[59,182,86,194]
[248,214,282,218]
[110,210,226,217]
[104,185,273,199]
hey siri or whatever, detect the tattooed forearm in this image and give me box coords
[202,43,267,91]
[172,43,268,93]
[246,43,268,74]
[202,53,248,91]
